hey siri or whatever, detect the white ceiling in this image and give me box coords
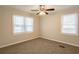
[3,5,79,14]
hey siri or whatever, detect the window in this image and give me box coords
[13,15,33,33]
[61,13,78,35]
[25,17,33,32]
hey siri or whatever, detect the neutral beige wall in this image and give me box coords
[40,7,79,47]
[0,8,1,38]
[0,6,40,47]
[0,7,4,44]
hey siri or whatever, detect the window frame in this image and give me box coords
[12,15,33,34]
[61,13,78,36]
[24,17,34,32]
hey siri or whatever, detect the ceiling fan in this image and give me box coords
[31,5,55,15]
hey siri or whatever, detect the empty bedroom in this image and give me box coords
[0,5,79,54]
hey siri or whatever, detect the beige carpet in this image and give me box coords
[0,38,79,54]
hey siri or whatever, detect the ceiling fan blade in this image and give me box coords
[46,8,55,11]
[45,12,48,14]
[31,10,39,11]
[36,12,40,15]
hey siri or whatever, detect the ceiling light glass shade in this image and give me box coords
[38,11,46,15]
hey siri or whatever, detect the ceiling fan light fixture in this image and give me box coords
[37,11,48,15]
[39,11,46,15]
[32,5,55,15]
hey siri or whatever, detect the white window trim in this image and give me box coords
[25,17,33,33]
[12,15,33,34]
[61,13,78,36]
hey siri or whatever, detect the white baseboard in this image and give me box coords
[0,36,39,48]
[41,36,79,47]
[0,36,79,48]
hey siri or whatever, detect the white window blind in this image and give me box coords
[61,13,78,35]
[13,15,24,33]
[13,15,33,33]
[25,17,33,32]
